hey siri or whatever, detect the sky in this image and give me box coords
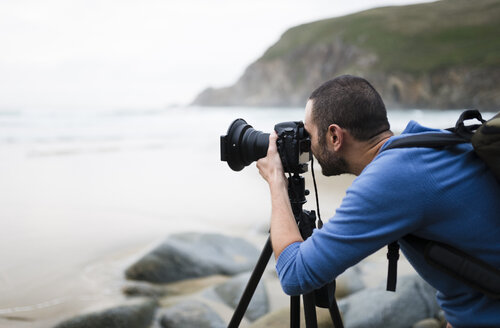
[0,0,435,110]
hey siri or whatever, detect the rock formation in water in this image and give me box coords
[193,0,500,110]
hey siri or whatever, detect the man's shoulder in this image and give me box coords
[400,120,442,135]
[381,120,447,151]
[355,123,448,193]
[364,138,425,178]
[374,120,472,175]
[350,142,430,199]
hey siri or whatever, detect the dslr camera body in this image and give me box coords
[220,119,312,174]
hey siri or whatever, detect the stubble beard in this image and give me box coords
[315,143,349,177]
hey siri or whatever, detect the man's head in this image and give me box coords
[304,75,391,176]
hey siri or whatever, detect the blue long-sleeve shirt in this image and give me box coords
[276,121,500,328]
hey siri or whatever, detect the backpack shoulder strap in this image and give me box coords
[384,132,469,151]
[386,241,400,292]
[383,109,485,151]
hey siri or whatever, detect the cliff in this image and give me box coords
[192,0,500,110]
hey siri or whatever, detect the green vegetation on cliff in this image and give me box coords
[262,0,500,73]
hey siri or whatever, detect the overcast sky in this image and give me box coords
[0,0,435,110]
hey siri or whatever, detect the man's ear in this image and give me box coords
[327,124,343,151]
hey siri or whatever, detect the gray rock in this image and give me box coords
[248,306,333,328]
[338,274,440,328]
[436,310,447,327]
[159,300,225,328]
[213,272,269,321]
[125,233,260,283]
[122,281,167,299]
[335,266,365,298]
[53,298,157,328]
[412,318,441,328]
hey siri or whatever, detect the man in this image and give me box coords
[256,75,500,327]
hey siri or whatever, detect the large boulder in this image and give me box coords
[213,271,269,321]
[122,281,167,299]
[338,274,440,328]
[159,300,225,328]
[53,298,157,328]
[248,306,333,328]
[125,233,260,283]
[412,318,442,328]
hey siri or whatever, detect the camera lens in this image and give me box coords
[220,119,270,171]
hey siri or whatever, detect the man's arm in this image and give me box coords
[256,132,303,259]
[274,149,430,295]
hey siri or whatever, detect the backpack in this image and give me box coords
[381,109,500,299]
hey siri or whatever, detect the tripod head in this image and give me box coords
[286,173,317,238]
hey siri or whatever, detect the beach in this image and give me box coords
[0,106,487,327]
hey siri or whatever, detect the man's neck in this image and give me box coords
[346,131,394,176]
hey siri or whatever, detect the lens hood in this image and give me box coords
[220,119,269,171]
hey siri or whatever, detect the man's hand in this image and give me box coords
[257,132,303,259]
[256,132,287,189]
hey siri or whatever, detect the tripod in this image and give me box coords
[227,173,344,328]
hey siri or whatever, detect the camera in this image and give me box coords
[220,119,312,174]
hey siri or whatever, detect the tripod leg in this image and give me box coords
[328,299,344,328]
[228,237,273,328]
[290,295,300,328]
[319,280,343,328]
[302,292,318,328]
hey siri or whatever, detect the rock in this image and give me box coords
[122,281,167,299]
[213,271,269,321]
[412,318,441,328]
[159,300,225,328]
[335,266,365,299]
[53,298,157,328]
[253,221,270,235]
[163,275,229,296]
[248,306,333,328]
[338,274,440,328]
[125,233,260,283]
[437,310,448,327]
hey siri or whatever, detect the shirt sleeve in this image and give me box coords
[275,149,434,295]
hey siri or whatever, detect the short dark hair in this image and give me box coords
[309,75,390,144]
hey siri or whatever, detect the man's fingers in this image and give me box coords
[268,131,278,154]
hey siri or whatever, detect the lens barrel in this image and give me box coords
[220,119,270,171]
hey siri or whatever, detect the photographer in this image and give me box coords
[256,75,500,328]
